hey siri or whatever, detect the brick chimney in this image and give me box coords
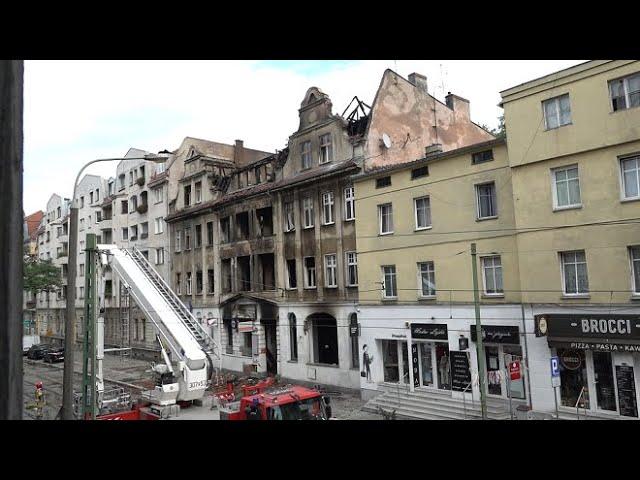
[234,139,245,166]
[445,92,470,119]
[408,73,428,93]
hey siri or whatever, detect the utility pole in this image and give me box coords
[471,243,488,419]
[81,234,97,419]
[0,60,23,420]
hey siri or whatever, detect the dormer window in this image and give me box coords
[301,141,311,170]
[319,134,333,164]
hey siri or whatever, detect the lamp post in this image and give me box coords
[61,152,168,420]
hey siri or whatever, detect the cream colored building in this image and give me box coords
[355,60,640,420]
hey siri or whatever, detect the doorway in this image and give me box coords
[263,320,277,375]
[310,313,338,366]
[593,351,617,412]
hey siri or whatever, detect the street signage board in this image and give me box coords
[550,356,561,388]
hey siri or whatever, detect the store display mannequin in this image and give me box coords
[439,351,450,387]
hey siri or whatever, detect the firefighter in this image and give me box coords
[34,381,45,420]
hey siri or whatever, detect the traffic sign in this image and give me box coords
[550,356,561,387]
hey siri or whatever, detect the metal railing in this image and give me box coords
[462,381,474,420]
[575,386,588,420]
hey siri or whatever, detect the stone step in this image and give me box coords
[388,391,510,416]
[367,396,484,420]
[379,385,517,412]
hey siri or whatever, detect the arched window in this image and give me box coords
[350,313,359,369]
[289,313,298,361]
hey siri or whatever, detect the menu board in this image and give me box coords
[450,351,471,392]
[615,365,638,418]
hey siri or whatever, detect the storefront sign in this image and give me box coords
[552,341,640,352]
[509,361,521,380]
[410,323,448,341]
[615,365,638,418]
[535,314,640,343]
[411,343,420,388]
[470,325,520,345]
[560,350,582,370]
[450,351,471,392]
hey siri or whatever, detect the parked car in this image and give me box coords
[44,347,64,363]
[26,344,52,360]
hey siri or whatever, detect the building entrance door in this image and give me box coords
[593,351,617,412]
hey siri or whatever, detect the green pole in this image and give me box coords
[471,243,488,420]
[81,233,97,420]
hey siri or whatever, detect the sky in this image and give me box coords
[23,59,586,215]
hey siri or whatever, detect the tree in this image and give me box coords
[23,257,62,295]
[479,115,506,139]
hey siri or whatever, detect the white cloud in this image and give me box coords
[23,59,585,214]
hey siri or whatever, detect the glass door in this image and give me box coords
[558,348,589,408]
[504,345,526,400]
[593,351,617,412]
[381,340,399,383]
[486,346,502,395]
[419,343,434,387]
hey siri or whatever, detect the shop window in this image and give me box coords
[557,348,590,409]
[289,313,298,361]
[309,313,338,366]
[592,351,617,411]
[382,340,399,383]
[287,259,297,289]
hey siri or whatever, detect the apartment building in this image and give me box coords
[23,210,44,332]
[356,60,640,420]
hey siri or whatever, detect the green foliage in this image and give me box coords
[480,115,506,139]
[24,257,62,294]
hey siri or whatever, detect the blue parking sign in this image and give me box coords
[550,356,560,377]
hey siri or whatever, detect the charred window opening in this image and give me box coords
[237,256,251,291]
[256,207,273,237]
[221,259,232,293]
[196,271,203,294]
[195,224,202,248]
[207,221,214,246]
[310,313,339,366]
[260,253,275,291]
[184,185,192,206]
[255,166,262,184]
[220,216,231,243]
[207,269,214,294]
[236,212,250,240]
[287,259,297,289]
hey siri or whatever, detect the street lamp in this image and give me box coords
[61,152,168,420]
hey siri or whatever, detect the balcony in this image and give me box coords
[136,204,148,214]
[140,232,148,239]
[136,176,145,187]
[57,251,68,258]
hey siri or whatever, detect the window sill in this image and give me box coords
[611,105,640,114]
[324,286,338,289]
[284,229,296,233]
[553,204,582,212]
[304,286,317,290]
[379,231,394,236]
[322,222,335,226]
[381,297,398,302]
[418,295,437,301]
[306,362,340,369]
[630,295,640,301]
[415,226,432,232]
[288,360,299,364]
[344,218,355,222]
[561,294,591,299]
[544,122,573,132]
[302,226,315,230]
[476,216,498,222]
[482,294,505,299]
[346,284,358,288]
[621,197,640,204]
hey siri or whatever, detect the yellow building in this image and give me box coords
[355,60,640,420]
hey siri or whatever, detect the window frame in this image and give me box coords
[289,313,298,362]
[304,256,317,289]
[414,196,432,231]
[186,272,192,295]
[301,141,312,170]
[475,181,498,220]
[286,259,297,290]
[609,72,640,112]
[154,217,164,234]
[319,133,333,164]
[283,200,295,232]
[381,265,397,299]
[559,250,589,296]
[376,176,392,189]
[629,246,640,296]
[175,231,181,252]
[378,203,394,235]
[155,248,164,265]
[551,164,582,210]
[542,94,572,130]
[321,191,335,225]
[302,196,314,229]
[324,254,337,288]
[154,186,163,204]
[481,255,504,296]
[472,150,494,165]
[345,251,358,287]
[344,186,355,221]
[194,181,202,204]
[418,261,436,298]
[619,155,640,202]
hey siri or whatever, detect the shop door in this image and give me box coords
[419,343,434,387]
[382,340,399,383]
[558,349,590,409]
[593,351,617,412]
[504,346,526,400]
[485,346,502,396]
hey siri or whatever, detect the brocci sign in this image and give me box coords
[535,314,640,342]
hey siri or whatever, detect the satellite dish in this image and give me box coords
[381,133,391,149]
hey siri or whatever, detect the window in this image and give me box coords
[414,196,431,230]
[220,217,231,243]
[560,250,589,295]
[185,227,191,250]
[175,231,181,252]
[552,165,581,209]
[543,94,571,129]
[344,187,355,221]
[154,186,163,204]
[376,176,391,188]
[156,162,165,174]
[346,252,358,286]
[472,150,494,165]
[184,185,191,206]
[195,181,202,203]
[325,254,337,287]
[96,212,101,223]
[155,248,164,265]
[411,166,430,179]
[80,196,85,208]
[57,206,61,218]
[196,271,203,294]
[118,174,125,190]
[418,261,436,297]
[195,224,202,248]
[130,171,135,186]
[79,286,84,299]
[476,182,497,219]
[56,226,62,238]
[629,247,640,294]
[286,259,297,289]
[176,273,181,294]
[284,201,295,232]
[154,217,164,234]
[121,200,128,214]
[304,257,316,288]
[186,272,192,295]
[140,222,148,238]
[130,225,138,241]
[322,191,334,225]
[302,196,314,228]
[79,263,84,277]
[621,156,640,200]
[289,313,298,361]
[301,141,311,169]
[482,256,504,295]
[121,227,128,241]
[95,190,99,202]
[609,73,640,111]
[319,133,333,164]
[378,203,393,234]
[89,191,94,204]
[130,196,137,212]
[382,266,397,298]
[79,218,85,230]
[207,221,214,245]
[207,269,214,294]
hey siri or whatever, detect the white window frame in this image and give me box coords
[155,248,164,265]
[414,196,432,230]
[283,201,295,232]
[121,227,128,241]
[559,250,589,296]
[301,141,311,170]
[79,218,85,231]
[195,181,202,204]
[345,251,358,287]
[629,246,640,295]
[378,203,394,235]
[321,191,334,225]
[542,94,572,130]
[551,164,582,210]
[286,259,297,290]
[344,186,355,221]
[154,217,164,234]
[175,231,181,252]
[609,73,640,112]
[475,182,498,220]
[154,186,163,204]
[319,133,333,164]
[620,155,640,201]
[304,256,316,289]
[324,254,337,288]
[481,255,504,296]
[382,265,397,299]
[302,196,314,229]
[186,272,192,295]
[418,261,436,298]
